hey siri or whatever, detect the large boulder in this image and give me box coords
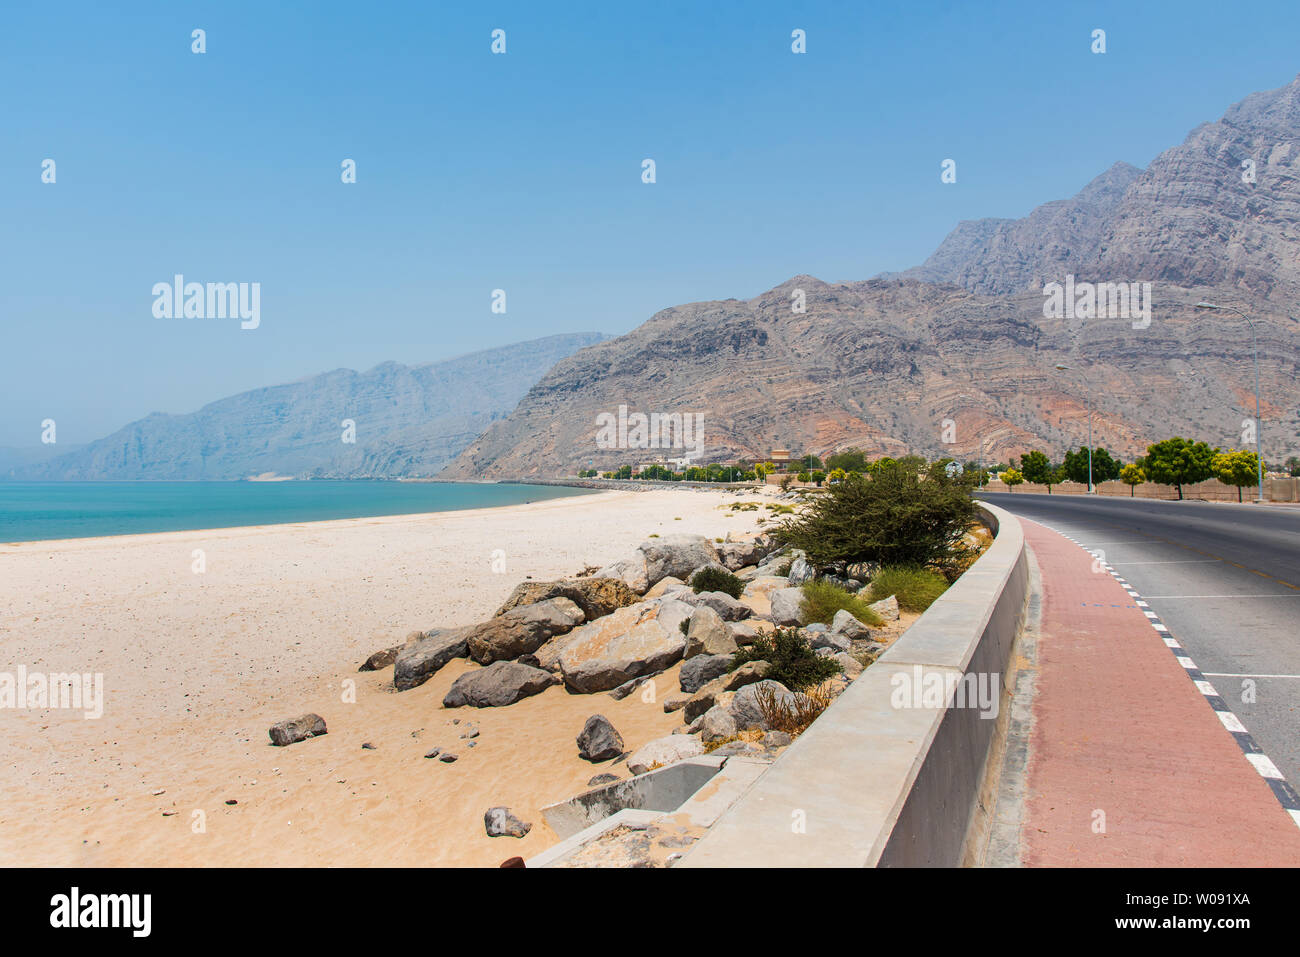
[684,606,738,658]
[466,597,585,664]
[625,734,705,775]
[594,555,649,595]
[809,629,851,653]
[692,590,752,621]
[638,534,721,588]
[769,587,805,626]
[787,557,817,586]
[495,577,638,621]
[679,653,733,693]
[729,679,811,731]
[699,705,738,743]
[268,713,327,747]
[558,601,689,693]
[644,576,688,599]
[740,576,792,618]
[443,661,558,708]
[393,627,471,691]
[830,609,874,641]
[576,714,625,762]
[869,594,901,621]
[717,533,776,571]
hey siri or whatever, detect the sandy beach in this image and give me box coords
[0,487,772,866]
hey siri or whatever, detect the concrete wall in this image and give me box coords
[679,502,1028,868]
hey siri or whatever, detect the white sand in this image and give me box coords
[0,487,772,866]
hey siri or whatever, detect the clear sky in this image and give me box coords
[4,0,1300,446]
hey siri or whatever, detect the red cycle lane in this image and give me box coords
[1019,519,1300,866]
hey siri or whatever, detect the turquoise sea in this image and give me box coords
[0,481,594,543]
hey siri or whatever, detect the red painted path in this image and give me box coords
[1019,519,1300,866]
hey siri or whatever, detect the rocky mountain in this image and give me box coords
[444,74,1300,478]
[15,333,605,481]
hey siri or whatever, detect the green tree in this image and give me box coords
[1062,446,1121,485]
[1212,449,1260,503]
[1019,450,1060,494]
[796,471,810,483]
[826,448,869,472]
[799,453,824,470]
[1001,468,1024,490]
[1285,456,1300,477]
[1144,437,1218,500]
[828,467,848,484]
[809,470,827,485]
[1119,463,1145,497]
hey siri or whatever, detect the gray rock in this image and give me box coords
[709,740,765,759]
[700,705,738,743]
[607,674,655,700]
[484,806,532,838]
[679,653,733,693]
[558,602,688,694]
[729,621,761,646]
[809,629,851,653]
[393,627,471,691]
[821,574,857,590]
[625,734,705,774]
[495,576,638,621]
[846,562,879,583]
[587,773,621,787]
[830,609,874,640]
[683,661,770,721]
[663,693,692,713]
[577,714,624,762]
[442,661,558,708]
[787,557,817,585]
[466,597,585,664]
[594,555,650,595]
[439,752,458,763]
[684,605,738,658]
[729,680,811,731]
[424,748,442,759]
[803,622,828,634]
[638,534,721,588]
[762,730,793,748]
[835,652,865,678]
[690,590,753,622]
[268,713,327,747]
[869,594,901,621]
[769,587,805,626]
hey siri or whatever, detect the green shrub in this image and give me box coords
[730,627,842,691]
[798,580,882,627]
[689,566,745,599]
[868,565,950,612]
[772,463,977,572]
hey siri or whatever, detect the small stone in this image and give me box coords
[224,799,238,805]
[587,773,621,787]
[577,714,625,762]
[484,806,532,838]
[268,713,327,747]
[439,752,458,763]
[868,594,900,621]
[424,748,442,759]
[361,741,376,750]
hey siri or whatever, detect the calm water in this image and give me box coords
[0,481,594,543]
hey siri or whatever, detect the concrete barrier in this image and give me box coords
[679,502,1028,867]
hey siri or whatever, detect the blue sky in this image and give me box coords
[4,0,1300,446]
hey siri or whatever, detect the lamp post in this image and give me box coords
[1194,302,1264,503]
[1054,363,1094,493]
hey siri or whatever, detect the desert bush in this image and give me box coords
[868,565,950,612]
[798,580,882,627]
[772,463,976,572]
[690,566,745,599]
[730,627,842,691]
[755,681,835,736]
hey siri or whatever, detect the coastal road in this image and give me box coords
[979,491,1300,794]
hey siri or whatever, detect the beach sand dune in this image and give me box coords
[0,488,768,866]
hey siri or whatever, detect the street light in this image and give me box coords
[1054,363,1094,493]
[1194,301,1264,503]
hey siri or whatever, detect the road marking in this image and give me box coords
[1202,672,1300,679]
[1108,560,1220,565]
[1140,594,1300,599]
[1028,516,1300,829]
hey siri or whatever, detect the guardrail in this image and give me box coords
[679,501,1029,867]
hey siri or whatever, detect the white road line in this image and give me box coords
[1202,672,1300,679]
[1246,753,1284,779]
[1139,594,1300,599]
[1108,560,1220,565]
[1217,710,1249,733]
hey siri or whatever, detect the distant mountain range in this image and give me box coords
[443,73,1300,478]
[11,334,605,481]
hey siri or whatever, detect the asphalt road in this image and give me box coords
[979,491,1300,791]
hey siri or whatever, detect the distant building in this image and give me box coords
[771,448,791,463]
